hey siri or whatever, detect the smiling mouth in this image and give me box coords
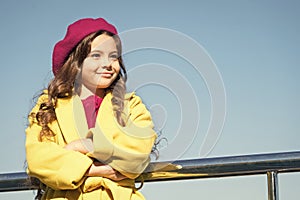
[97,72,113,78]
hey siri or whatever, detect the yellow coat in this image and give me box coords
[25,91,157,200]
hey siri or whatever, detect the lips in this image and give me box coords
[97,71,114,78]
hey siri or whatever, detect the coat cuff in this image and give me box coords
[85,127,114,162]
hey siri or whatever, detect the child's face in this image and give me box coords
[81,34,120,92]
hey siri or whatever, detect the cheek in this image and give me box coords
[81,60,96,81]
[82,58,99,69]
[112,61,121,73]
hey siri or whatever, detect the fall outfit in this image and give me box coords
[25,91,156,199]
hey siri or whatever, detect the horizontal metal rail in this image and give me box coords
[1,151,300,199]
[140,150,300,182]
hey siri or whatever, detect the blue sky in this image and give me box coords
[0,0,299,199]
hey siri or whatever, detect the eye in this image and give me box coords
[90,53,101,59]
[110,53,118,60]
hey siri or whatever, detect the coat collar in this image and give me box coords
[55,93,110,143]
[55,92,134,144]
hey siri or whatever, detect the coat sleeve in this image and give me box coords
[88,93,157,179]
[25,94,93,190]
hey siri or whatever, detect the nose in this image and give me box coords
[100,57,112,70]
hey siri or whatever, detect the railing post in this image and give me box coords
[267,171,278,200]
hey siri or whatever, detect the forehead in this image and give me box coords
[91,34,117,51]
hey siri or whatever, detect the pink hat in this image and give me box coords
[52,18,118,75]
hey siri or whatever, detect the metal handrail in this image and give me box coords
[2,151,300,200]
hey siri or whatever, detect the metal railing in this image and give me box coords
[1,151,300,200]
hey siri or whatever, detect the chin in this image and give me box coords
[97,83,112,89]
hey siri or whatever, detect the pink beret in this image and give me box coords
[52,18,118,75]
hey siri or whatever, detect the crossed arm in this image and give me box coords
[64,138,127,181]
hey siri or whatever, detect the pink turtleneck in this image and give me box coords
[81,95,103,129]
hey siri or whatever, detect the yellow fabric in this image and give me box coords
[25,91,156,199]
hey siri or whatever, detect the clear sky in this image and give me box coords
[0,0,299,199]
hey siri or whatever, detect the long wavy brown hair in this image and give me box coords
[33,30,127,141]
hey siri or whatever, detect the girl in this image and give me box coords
[25,18,157,200]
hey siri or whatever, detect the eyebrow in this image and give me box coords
[90,50,118,54]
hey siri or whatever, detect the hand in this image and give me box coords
[64,139,94,154]
[86,161,127,181]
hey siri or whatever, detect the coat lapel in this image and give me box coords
[55,96,89,143]
[55,92,133,144]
